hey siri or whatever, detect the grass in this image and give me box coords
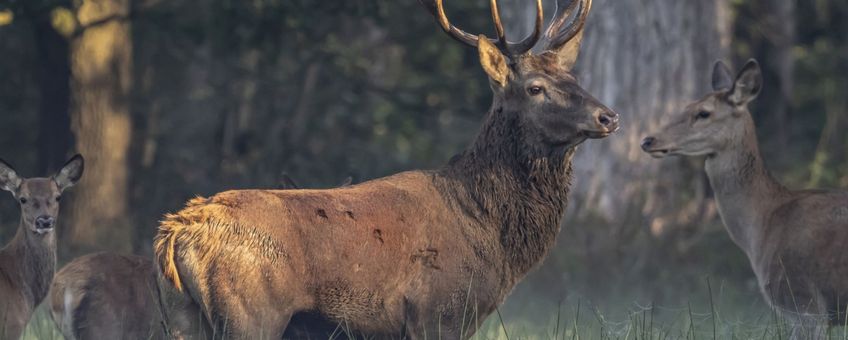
[20,307,60,340]
[17,278,848,339]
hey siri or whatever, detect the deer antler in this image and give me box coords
[543,0,591,51]
[419,0,543,58]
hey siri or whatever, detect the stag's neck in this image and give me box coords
[0,220,57,307]
[438,104,573,280]
[704,115,788,255]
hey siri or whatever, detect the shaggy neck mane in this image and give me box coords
[436,100,574,278]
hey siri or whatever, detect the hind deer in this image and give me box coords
[154,0,618,338]
[642,59,848,340]
[0,155,83,339]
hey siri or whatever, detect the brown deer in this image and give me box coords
[154,0,618,338]
[642,59,848,340]
[0,155,84,339]
[48,252,163,340]
[47,174,310,340]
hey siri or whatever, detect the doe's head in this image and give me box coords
[421,0,618,150]
[641,59,762,158]
[0,155,84,235]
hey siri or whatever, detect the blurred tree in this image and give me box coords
[799,1,848,188]
[66,0,133,254]
[18,1,74,173]
[733,0,795,169]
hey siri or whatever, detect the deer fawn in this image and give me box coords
[0,155,83,339]
[642,59,848,339]
[153,0,617,338]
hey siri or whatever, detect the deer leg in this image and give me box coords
[156,274,213,340]
[777,286,829,340]
[206,286,297,340]
[787,313,827,340]
[210,306,293,340]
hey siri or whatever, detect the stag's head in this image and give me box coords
[0,155,84,235]
[641,60,762,158]
[421,0,618,150]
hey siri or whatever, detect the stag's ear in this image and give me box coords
[54,154,84,192]
[711,60,733,91]
[554,30,585,70]
[728,59,762,106]
[0,159,22,193]
[478,35,509,87]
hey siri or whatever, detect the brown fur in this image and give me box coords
[48,253,163,340]
[154,1,617,338]
[0,155,83,339]
[644,60,848,340]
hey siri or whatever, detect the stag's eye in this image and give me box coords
[527,86,544,96]
[55,195,62,202]
[19,197,27,204]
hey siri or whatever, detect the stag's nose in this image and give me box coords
[641,137,655,151]
[597,111,619,130]
[35,216,54,230]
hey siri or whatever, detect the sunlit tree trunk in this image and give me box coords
[66,0,133,254]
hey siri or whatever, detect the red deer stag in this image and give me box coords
[154,0,617,338]
[47,174,312,340]
[0,155,84,339]
[642,59,848,340]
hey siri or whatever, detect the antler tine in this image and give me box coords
[544,0,591,50]
[420,0,544,57]
[418,0,481,47]
[506,0,544,56]
[489,0,508,49]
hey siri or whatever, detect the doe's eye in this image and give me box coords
[56,195,62,202]
[696,111,711,119]
[527,86,544,96]
[19,197,27,204]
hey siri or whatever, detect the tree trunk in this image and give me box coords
[66,0,133,254]
[734,0,795,165]
[570,0,730,279]
[501,0,730,290]
[27,4,73,173]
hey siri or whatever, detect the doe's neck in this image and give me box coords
[0,219,57,308]
[704,114,787,254]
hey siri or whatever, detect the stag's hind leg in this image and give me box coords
[156,273,213,340]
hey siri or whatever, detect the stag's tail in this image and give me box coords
[154,196,212,293]
[154,216,185,292]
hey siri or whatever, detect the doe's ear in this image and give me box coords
[711,60,733,91]
[54,154,84,192]
[728,59,762,105]
[0,159,21,193]
[478,35,509,87]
